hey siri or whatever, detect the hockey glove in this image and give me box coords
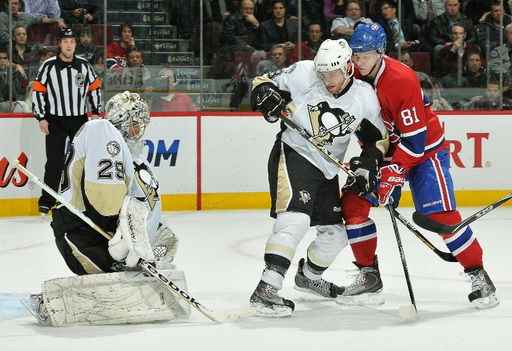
[347,157,378,196]
[251,84,286,123]
[378,164,406,208]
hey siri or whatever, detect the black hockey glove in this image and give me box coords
[347,157,379,196]
[251,84,286,123]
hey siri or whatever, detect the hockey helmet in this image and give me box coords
[105,91,150,143]
[314,38,353,76]
[58,28,76,41]
[349,23,387,55]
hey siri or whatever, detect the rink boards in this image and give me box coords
[0,112,511,216]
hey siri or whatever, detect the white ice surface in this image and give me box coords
[1,207,510,351]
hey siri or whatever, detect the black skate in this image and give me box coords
[250,280,295,318]
[294,258,338,298]
[336,258,384,306]
[465,266,499,309]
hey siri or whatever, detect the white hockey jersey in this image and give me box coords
[60,119,161,242]
[256,60,386,179]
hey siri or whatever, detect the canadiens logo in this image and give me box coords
[106,141,121,156]
[75,72,85,88]
[307,101,356,145]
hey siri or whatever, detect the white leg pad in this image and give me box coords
[42,270,191,326]
[307,224,348,270]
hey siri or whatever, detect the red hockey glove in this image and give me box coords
[378,164,406,207]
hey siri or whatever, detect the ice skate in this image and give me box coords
[336,258,384,306]
[465,266,499,309]
[293,258,338,298]
[21,293,51,326]
[250,280,295,318]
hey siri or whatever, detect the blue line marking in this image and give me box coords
[0,294,30,319]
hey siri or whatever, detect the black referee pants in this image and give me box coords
[39,115,88,208]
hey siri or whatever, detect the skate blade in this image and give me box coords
[293,285,336,299]
[335,292,385,306]
[20,299,50,325]
[472,293,500,309]
[250,302,293,318]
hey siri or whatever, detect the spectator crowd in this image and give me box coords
[2,0,512,111]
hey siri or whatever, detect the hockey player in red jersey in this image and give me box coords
[345,22,498,309]
[249,38,389,317]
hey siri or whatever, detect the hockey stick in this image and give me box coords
[12,159,253,324]
[387,203,417,320]
[412,192,512,234]
[276,109,455,261]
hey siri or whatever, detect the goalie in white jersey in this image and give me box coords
[23,92,188,326]
[249,39,389,317]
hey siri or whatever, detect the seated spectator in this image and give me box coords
[89,50,104,80]
[425,0,477,57]
[464,80,510,110]
[222,0,260,55]
[11,25,43,79]
[259,0,298,53]
[463,0,511,26]
[24,0,63,20]
[108,48,153,94]
[330,1,372,41]
[436,24,480,84]
[324,0,347,24]
[462,49,487,88]
[503,50,512,99]
[12,80,33,112]
[0,49,24,105]
[0,0,66,49]
[488,23,512,76]
[256,44,287,75]
[475,1,512,56]
[107,23,135,70]
[149,67,197,112]
[289,21,323,64]
[419,75,454,111]
[58,0,102,26]
[377,0,421,53]
[412,0,445,25]
[75,25,97,62]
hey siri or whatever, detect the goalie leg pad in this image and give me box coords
[41,270,191,326]
[108,196,155,266]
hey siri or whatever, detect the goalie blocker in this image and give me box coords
[23,269,191,326]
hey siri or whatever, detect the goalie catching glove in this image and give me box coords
[347,157,378,196]
[378,164,406,208]
[108,196,155,267]
[251,84,286,123]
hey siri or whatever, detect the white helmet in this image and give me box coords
[105,91,150,156]
[314,39,353,76]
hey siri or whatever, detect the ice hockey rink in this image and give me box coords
[1,207,510,351]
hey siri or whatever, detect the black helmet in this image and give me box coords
[58,28,76,41]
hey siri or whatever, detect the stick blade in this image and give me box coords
[412,211,448,233]
[398,305,417,321]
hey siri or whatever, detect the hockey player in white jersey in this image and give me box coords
[249,39,389,317]
[23,92,187,326]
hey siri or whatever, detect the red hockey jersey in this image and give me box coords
[355,56,448,172]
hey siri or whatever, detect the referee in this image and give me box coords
[33,28,102,216]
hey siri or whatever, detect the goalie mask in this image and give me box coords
[314,39,353,78]
[105,91,150,156]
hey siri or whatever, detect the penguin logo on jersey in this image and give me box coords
[75,73,85,88]
[134,162,160,210]
[299,190,311,204]
[106,141,121,156]
[308,102,356,145]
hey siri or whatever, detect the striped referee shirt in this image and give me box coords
[32,54,101,121]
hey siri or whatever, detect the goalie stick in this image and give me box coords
[412,192,512,235]
[12,159,253,324]
[274,106,455,262]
